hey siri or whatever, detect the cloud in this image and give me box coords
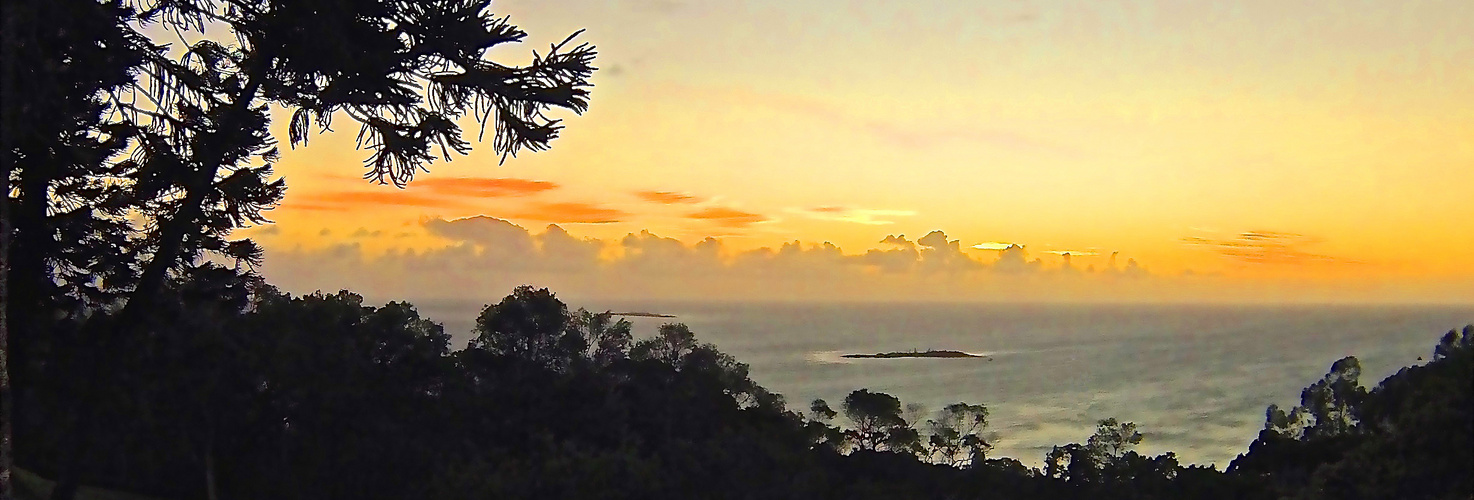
[972,242,1018,250]
[993,244,1041,274]
[791,206,916,225]
[1182,231,1357,265]
[294,190,462,210]
[275,202,346,212]
[276,178,557,213]
[687,207,768,227]
[348,228,384,238]
[260,220,1167,303]
[507,202,627,224]
[880,234,914,248]
[426,216,536,252]
[634,190,703,204]
[413,177,559,198]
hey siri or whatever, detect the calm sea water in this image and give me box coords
[417,300,1474,468]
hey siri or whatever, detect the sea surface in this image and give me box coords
[416,300,1474,468]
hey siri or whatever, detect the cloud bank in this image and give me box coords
[259,216,1177,304]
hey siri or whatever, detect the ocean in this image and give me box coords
[415,300,1474,468]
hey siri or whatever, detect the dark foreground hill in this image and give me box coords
[13,282,1473,500]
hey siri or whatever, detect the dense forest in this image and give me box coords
[11,279,1474,500]
[2,0,1471,499]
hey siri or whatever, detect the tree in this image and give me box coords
[1044,417,1144,484]
[470,286,583,371]
[569,309,633,367]
[1433,325,1473,361]
[1086,417,1143,459]
[6,0,597,495]
[2,1,158,496]
[1266,356,1367,440]
[805,399,847,449]
[631,323,699,365]
[926,403,991,467]
[841,389,911,452]
[1231,327,1474,500]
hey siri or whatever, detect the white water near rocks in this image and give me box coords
[417,300,1474,468]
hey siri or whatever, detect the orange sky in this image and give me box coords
[239,0,1474,303]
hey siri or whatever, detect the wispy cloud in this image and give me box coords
[281,177,558,212]
[972,242,1020,250]
[1182,231,1358,265]
[634,190,703,204]
[507,202,628,224]
[294,190,462,210]
[687,207,769,227]
[413,177,559,198]
[790,206,916,225]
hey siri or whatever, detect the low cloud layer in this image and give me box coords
[259,216,1177,304]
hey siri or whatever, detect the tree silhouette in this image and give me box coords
[471,285,583,371]
[1266,356,1367,440]
[570,309,633,367]
[1086,417,1143,459]
[631,323,700,365]
[841,389,912,452]
[927,402,992,466]
[1044,418,1145,484]
[3,0,597,496]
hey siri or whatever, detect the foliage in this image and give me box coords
[10,275,1472,499]
[4,1,597,495]
[1229,325,1474,500]
[926,403,992,466]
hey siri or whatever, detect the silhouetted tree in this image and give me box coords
[1266,356,1367,440]
[570,309,633,367]
[841,389,913,452]
[1044,418,1144,484]
[6,1,597,496]
[926,402,992,467]
[1087,417,1144,459]
[1230,326,1474,500]
[471,286,584,371]
[805,399,848,450]
[631,323,700,365]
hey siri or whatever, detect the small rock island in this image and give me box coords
[609,311,677,318]
[842,350,984,359]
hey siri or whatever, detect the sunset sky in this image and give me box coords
[246,0,1474,303]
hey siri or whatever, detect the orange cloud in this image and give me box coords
[291,190,463,210]
[687,207,768,227]
[1182,231,1358,265]
[275,201,350,212]
[634,190,702,204]
[507,202,627,224]
[414,177,559,197]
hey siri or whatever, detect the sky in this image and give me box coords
[243,0,1474,303]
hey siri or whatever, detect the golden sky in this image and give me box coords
[245,0,1474,303]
